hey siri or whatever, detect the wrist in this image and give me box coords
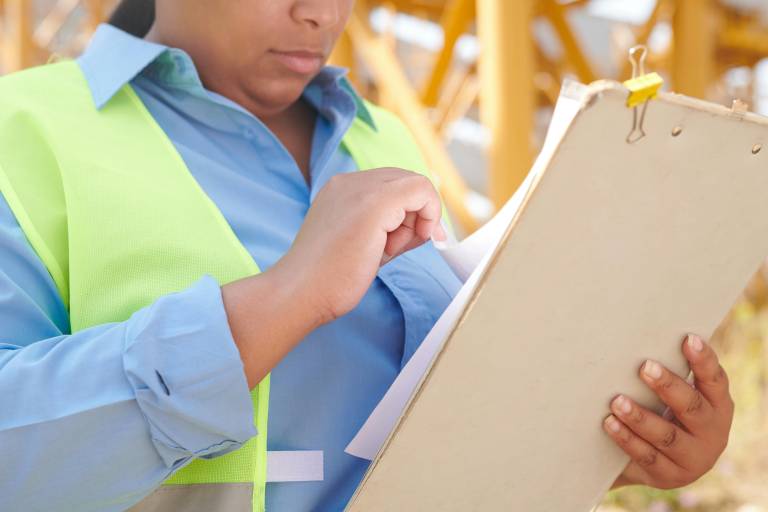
[262,260,330,330]
[221,265,326,388]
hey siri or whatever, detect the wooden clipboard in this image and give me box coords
[346,80,768,511]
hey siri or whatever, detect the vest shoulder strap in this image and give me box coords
[0,63,79,306]
[344,101,432,178]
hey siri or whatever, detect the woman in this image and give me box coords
[0,1,733,511]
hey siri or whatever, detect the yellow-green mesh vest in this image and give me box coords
[0,61,444,512]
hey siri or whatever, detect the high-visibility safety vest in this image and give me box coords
[0,61,445,512]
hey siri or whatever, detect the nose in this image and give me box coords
[291,0,341,30]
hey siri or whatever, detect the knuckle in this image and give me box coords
[659,427,678,448]
[637,448,659,468]
[616,429,632,446]
[658,375,675,392]
[408,173,431,186]
[711,365,728,386]
[631,407,646,425]
[685,391,706,416]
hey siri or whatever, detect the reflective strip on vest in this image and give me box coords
[128,483,254,512]
[265,450,324,482]
[129,451,325,512]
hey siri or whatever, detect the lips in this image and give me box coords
[270,49,325,75]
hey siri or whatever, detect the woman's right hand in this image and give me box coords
[272,167,446,324]
[223,167,445,388]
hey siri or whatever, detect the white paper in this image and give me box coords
[344,80,588,461]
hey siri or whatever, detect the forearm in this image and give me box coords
[222,262,326,389]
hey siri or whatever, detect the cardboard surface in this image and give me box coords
[346,81,768,511]
[346,81,587,461]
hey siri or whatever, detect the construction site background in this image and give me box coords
[1,1,768,510]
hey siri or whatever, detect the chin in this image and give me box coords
[249,79,312,116]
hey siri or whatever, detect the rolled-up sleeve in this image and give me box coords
[0,196,256,512]
[123,275,257,466]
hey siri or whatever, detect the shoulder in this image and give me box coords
[361,100,410,133]
[0,61,91,112]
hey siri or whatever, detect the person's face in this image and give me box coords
[155,0,354,115]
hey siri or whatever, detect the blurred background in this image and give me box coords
[2,0,768,510]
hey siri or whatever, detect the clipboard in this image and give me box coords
[344,66,768,511]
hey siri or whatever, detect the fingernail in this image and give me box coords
[643,360,663,380]
[432,223,447,242]
[687,334,704,353]
[612,395,632,415]
[604,415,621,433]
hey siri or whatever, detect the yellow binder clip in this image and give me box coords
[623,45,663,143]
[624,72,664,108]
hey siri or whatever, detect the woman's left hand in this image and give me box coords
[604,334,734,489]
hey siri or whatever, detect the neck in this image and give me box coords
[262,99,317,184]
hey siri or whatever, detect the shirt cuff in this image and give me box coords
[122,274,257,468]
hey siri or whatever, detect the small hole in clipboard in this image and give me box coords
[752,144,762,155]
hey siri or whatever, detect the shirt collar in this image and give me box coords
[77,24,166,109]
[77,23,376,130]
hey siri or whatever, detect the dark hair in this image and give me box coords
[108,0,155,38]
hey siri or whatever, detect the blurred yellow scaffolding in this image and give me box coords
[0,0,110,70]
[4,0,768,233]
[334,0,768,233]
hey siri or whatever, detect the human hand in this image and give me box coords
[604,334,734,489]
[272,168,445,324]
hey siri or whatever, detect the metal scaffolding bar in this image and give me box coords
[478,0,535,208]
[421,0,474,107]
[348,2,478,232]
[3,0,35,72]
[541,0,596,84]
[84,0,106,32]
[672,0,716,98]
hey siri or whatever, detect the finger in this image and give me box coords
[384,175,443,240]
[359,166,417,183]
[384,212,420,259]
[610,395,698,469]
[603,415,687,488]
[640,359,713,435]
[432,221,447,242]
[382,231,437,263]
[682,334,734,412]
[413,198,442,241]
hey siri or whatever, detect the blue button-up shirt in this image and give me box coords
[0,24,461,512]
